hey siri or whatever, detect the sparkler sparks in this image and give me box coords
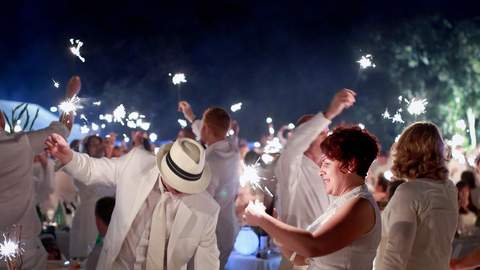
[264,137,283,154]
[357,54,376,69]
[392,111,405,123]
[149,133,158,143]
[50,106,58,113]
[58,96,83,115]
[113,104,126,125]
[266,117,273,124]
[80,125,90,134]
[287,123,295,130]
[52,79,60,88]
[178,119,188,128]
[92,101,102,106]
[246,200,266,215]
[0,235,20,261]
[230,102,243,112]
[69,39,85,63]
[171,73,187,85]
[240,166,262,189]
[382,109,391,119]
[406,98,428,116]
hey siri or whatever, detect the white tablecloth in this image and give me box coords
[226,251,281,270]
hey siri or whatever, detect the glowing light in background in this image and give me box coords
[113,104,126,125]
[266,117,273,124]
[230,102,243,112]
[50,106,58,113]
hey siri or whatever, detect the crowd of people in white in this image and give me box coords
[1,75,480,270]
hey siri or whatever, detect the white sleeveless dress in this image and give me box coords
[306,184,381,270]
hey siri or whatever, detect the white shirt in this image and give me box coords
[275,112,331,228]
[0,122,68,240]
[116,178,180,270]
[375,178,458,270]
[306,185,381,270]
[192,120,241,265]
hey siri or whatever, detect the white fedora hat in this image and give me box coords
[156,138,211,194]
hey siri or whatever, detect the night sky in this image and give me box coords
[0,0,477,144]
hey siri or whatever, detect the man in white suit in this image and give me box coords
[0,76,79,270]
[46,134,220,270]
[178,102,241,269]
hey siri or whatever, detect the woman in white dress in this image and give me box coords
[244,125,381,270]
[374,122,458,270]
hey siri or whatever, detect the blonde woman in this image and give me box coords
[374,122,458,270]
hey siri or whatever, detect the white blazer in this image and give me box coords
[63,147,220,270]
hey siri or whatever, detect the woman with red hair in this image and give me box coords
[244,120,381,269]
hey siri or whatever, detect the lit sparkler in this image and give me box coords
[91,123,99,131]
[50,106,58,113]
[264,137,283,154]
[382,109,390,119]
[391,111,405,124]
[128,112,140,120]
[357,54,376,69]
[0,235,20,261]
[287,123,295,130]
[113,104,126,125]
[246,199,266,215]
[266,117,273,124]
[230,102,243,112]
[58,96,83,115]
[80,125,90,134]
[69,39,85,63]
[406,98,428,116]
[92,101,102,106]
[171,73,187,85]
[149,133,158,143]
[52,79,60,88]
[358,123,365,130]
[240,166,262,189]
[178,119,188,128]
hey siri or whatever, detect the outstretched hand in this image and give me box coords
[243,200,267,227]
[324,89,356,120]
[45,133,73,165]
[178,101,196,123]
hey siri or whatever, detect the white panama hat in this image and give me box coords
[156,138,211,194]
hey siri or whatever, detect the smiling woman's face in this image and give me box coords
[320,157,348,196]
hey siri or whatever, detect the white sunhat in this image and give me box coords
[156,138,211,194]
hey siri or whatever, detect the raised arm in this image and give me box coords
[45,133,125,187]
[178,101,202,138]
[26,76,81,154]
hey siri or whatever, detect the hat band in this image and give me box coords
[166,152,203,181]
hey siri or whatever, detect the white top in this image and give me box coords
[306,184,381,270]
[192,120,241,263]
[0,122,68,240]
[275,112,331,228]
[374,178,458,270]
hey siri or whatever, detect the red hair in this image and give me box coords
[320,125,380,177]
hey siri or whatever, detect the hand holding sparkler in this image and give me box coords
[243,199,267,226]
[45,133,73,165]
[178,101,196,123]
[59,76,81,131]
[324,89,356,120]
[230,120,240,135]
